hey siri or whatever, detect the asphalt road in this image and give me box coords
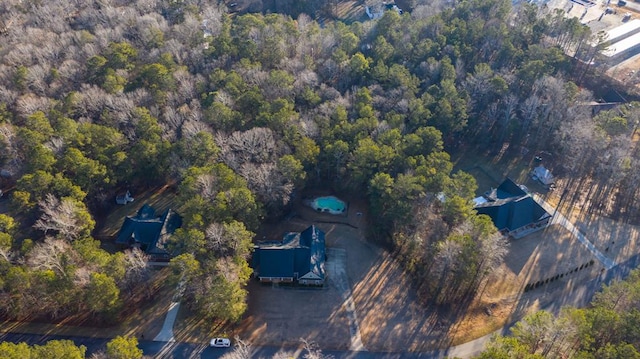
[2,257,639,359]
[0,331,490,359]
[0,332,230,358]
[0,332,491,359]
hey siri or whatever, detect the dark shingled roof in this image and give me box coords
[476,179,550,232]
[254,225,326,281]
[258,248,295,278]
[115,204,182,256]
[300,225,325,279]
[485,178,527,201]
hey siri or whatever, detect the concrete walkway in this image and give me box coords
[533,194,616,270]
[153,301,180,342]
[326,248,366,351]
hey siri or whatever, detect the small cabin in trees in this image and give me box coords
[115,204,182,261]
[253,225,326,286]
[475,178,551,239]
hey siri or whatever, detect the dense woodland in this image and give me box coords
[0,0,640,345]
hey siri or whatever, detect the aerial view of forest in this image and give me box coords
[1,0,640,357]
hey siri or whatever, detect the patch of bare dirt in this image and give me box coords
[351,251,448,352]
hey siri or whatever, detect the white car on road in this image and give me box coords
[210,338,231,347]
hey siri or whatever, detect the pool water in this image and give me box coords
[312,196,347,214]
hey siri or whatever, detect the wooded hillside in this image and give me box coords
[0,0,639,327]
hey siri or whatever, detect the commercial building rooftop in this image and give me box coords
[605,19,640,44]
[602,31,640,58]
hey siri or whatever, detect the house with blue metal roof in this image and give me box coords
[475,178,551,239]
[253,225,326,286]
[115,203,182,261]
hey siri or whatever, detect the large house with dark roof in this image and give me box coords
[474,178,551,239]
[115,204,182,261]
[253,225,326,286]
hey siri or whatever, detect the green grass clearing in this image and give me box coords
[451,145,541,194]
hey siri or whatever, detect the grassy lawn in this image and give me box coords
[316,0,368,24]
[335,1,367,23]
[451,144,541,194]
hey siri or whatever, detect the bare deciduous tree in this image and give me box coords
[0,246,16,264]
[201,4,224,37]
[205,222,226,252]
[220,127,279,164]
[15,94,51,118]
[33,194,92,241]
[220,337,253,359]
[238,162,294,209]
[123,248,150,288]
[301,338,334,359]
[432,237,462,301]
[196,173,219,201]
[519,94,542,139]
[0,123,23,174]
[27,238,73,277]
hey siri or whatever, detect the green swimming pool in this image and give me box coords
[312,196,347,214]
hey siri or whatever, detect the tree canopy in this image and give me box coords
[0,0,636,331]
